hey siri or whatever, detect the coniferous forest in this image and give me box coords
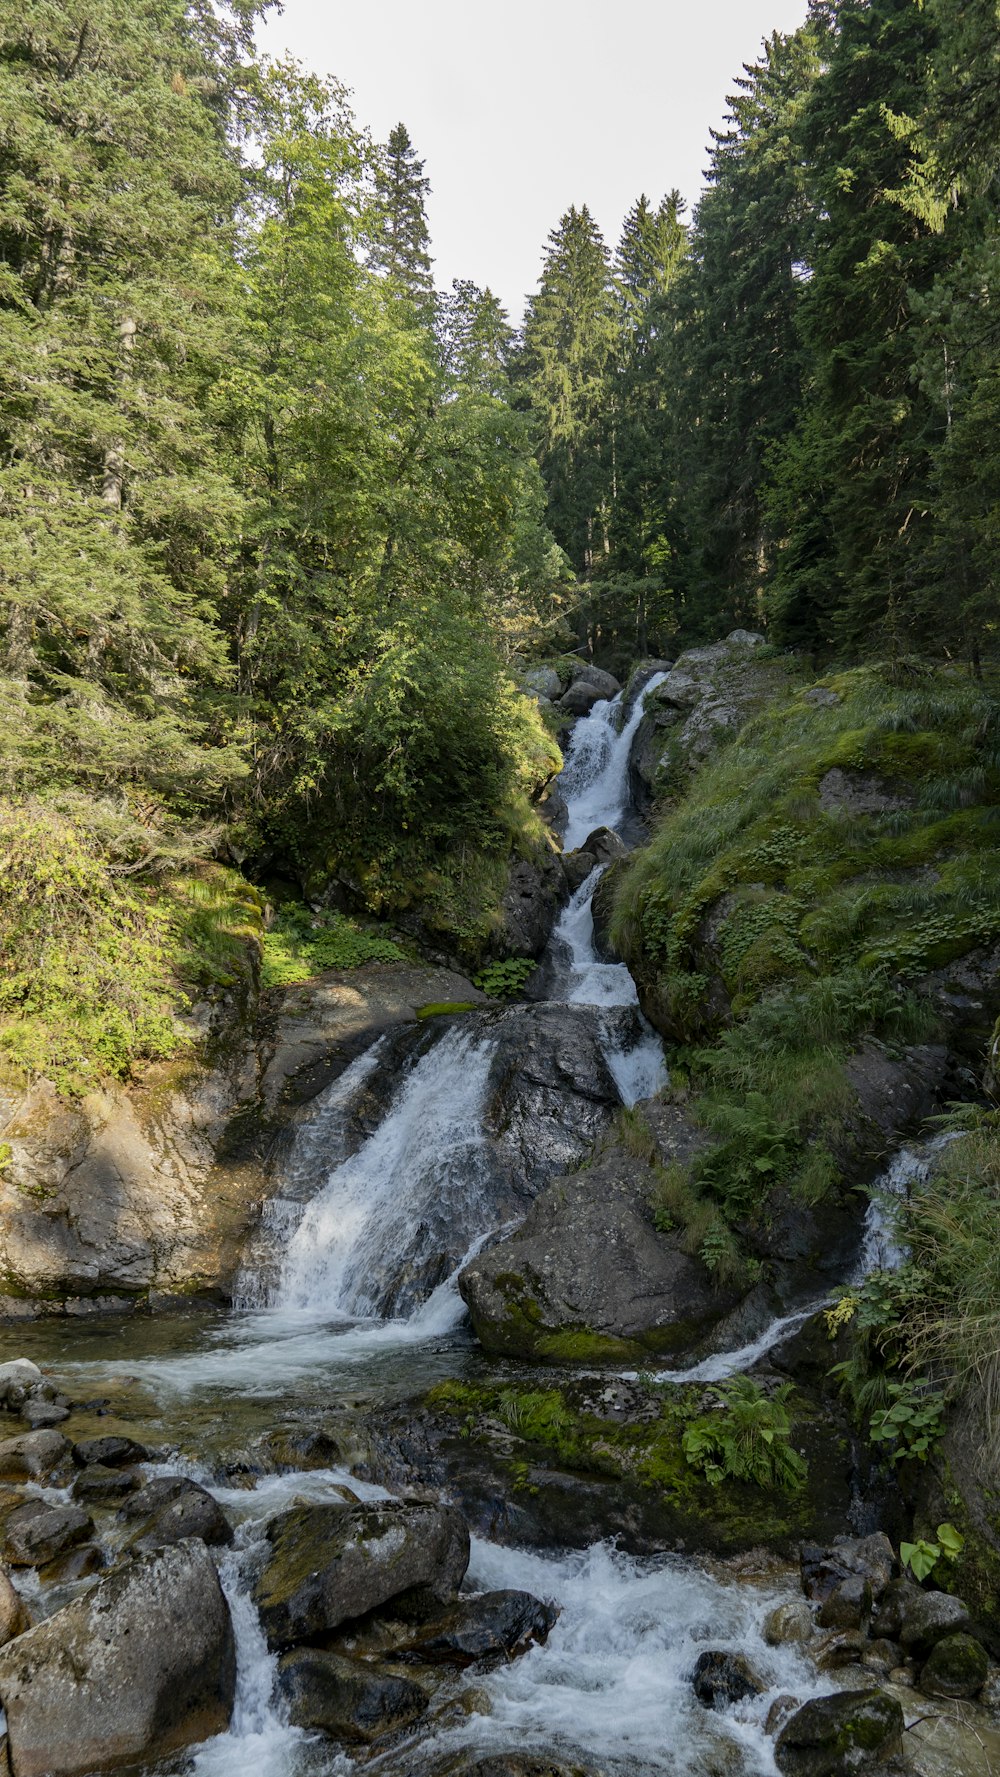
[3,6,1000,1774]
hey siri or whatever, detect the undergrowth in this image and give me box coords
[261,905,405,989]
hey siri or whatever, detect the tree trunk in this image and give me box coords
[102,315,136,510]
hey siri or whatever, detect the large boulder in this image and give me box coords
[2,1501,94,1569]
[277,1649,429,1742]
[520,666,562,702]
[569,663,621,700]
[253,1500,470,1650]
[627,630,776,812]
[0,1432,69,1482]
[774,1690,904,1776]
[0,1539,236,1777]
[919,1630,989,1698]
[459,1114,745,1363]
[119,1475,233,1551]
[558,681,604,717]
[395,1590,557,1667]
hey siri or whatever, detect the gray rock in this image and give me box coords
[277,1648,428,1742]
[0,1568,28,1647]
[0,1431,69,1482]
[428,1758,596,1777]
[919,1631,989,1699]
[119,1475,233,1551]
[816,1575,872,1631]
[569,663,621,699]
[460,1113,744,1362]
[0,1364,42,1411]
[558,680,604,717]
[520,666,562,702]
[692,1648,765,1708]
[0,1539,236,1777]
[72,1434,149,1468]
[254,1500,470,1650]
[870,1576,923,1640]
[898,1588,973,1656]
[2,1501,94,1569]
[72,1464,143,1506]
[498,848,566,958]
[818,768,911,816]
[764,1600,814,1646]
[774,1690,904,1775]
[20,1397,69,1429]
[38,1544,105,1586]
[395,1589,557,1666]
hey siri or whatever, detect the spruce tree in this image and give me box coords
[370,122,435,323]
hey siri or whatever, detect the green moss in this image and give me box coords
[414,1001,478,1020]
[534,1328,645,1363]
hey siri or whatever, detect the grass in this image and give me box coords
[260,905,405,989]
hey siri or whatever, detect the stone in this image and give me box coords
[428,1759,597,1777]
[818,768,911,816]
[0,1539,236,1777]
[774,1690,904,1776]
[0,1568,28,1647]
[766,1695,800,1736]
[569,663,622,699]
[814,1629,868,1670]
[801,1535,893,1608]
[498,850,567,959]
[919,1631,989,1699]
[558,680,604,717]
[119,1475,233,1551]
[72,1433,149,1468]
[764,1600,814,1646]
[254,1500,470,1650]
[277,1648,429,1742]
[861,1638,902,1676]
[898,1588,973,1657]
[39,1544,105,1586]
[870,1576,922,1640]
[72,1463,142,1505]
[520,666,562,702]
[0,1430,69,1481]
[2,1501,94,1569]
[395,1589,557,1667]
[0,1363,43,1410]
[979,1668,1000,1710]
[816,1575,872,1631]
[20,1397,69,1429]
[692,1649,765,1709]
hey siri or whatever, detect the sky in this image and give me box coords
[259,0,809,320]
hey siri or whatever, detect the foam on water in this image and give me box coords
[560,673,667,851]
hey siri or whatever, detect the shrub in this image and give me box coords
[681,1377,807,1492]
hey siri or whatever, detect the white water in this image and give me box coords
[560,673,667,851]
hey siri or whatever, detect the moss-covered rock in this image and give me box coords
[774,1689,903,1775]
[919,1630,989,1698]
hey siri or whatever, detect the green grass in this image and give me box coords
[260,905,405,989]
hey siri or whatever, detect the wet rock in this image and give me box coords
[870,1576,922,1640]
[558,680,604,717]
[767,1695,800,1736]
[801,1535,894,1607]
[396,1589,557,1667]
[0,1363,43,1411]
[2,1501,94,1569]
[816,1575,872,1631]
[0,1430,69,1482]
[499,850,567,959]
[277,1648,428,1742]
[774,1690,904,1775]
[254,1500,470,1650]
[861,1638,902,1676]
[0,1539,235,1777]
[918,1631,989,1699]
[72,1434,149,1468]
[430,1759,599,1777]
[20,1396,69,1429]
[979,1667,1000,1708]
[39,1544,105,1586]
[692,1649,765,1709]
[898,1588,973,1656]
[71,1463,142,1506]
[813,1629,868,1670]
[765,1600,814,1646]
[482,1003,624,1196]
[119,1475,233,1551]
[0,1568,28,1647]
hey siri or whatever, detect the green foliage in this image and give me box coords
[901,1522,965,1583]
[260,906,404,990]
[681,1378,807,1492]
[473,957,537,1000]
[868,1379,947,1465]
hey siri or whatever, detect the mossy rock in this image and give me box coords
[919,1631,989,1699]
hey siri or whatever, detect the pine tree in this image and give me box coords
[370,122,435,322]
[438,280,513,397]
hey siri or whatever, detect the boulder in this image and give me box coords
[71,1463,142,1506]
[498,848,566,959]
[898,1588,973,1656]
[482,1004,623,1197]
[39,1544,105,1586]
[119,1475,233,1551]
[520,666,562,702]
[20,1397,69,1429]
[0,1568,28,1647]
[802,1536,894,1608]
[774,1690,904,1776]
[277,1648,428,1742]
[460,1119,742,1363]
[557,681,604,717]
[72,1434,149,1468]
[254,1500,470,1650]
[816,1576,872,1631]
[919,1631,989,1699]
[692,1648,765,1708]
[395,1589,557,1667]
[0,1539,236,1777]
[627,630,780,814]
[764,1600,814,1647]
[0,1363,43,1411]
[870,1576,923,1640]
[569,663,621,699]
[428,1759,598,1777]
[0,1431,69,1482]
[2,1501,94,1569]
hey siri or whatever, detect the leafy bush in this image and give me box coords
[473,956,537,999]
[261,906,404,989]
[681,1377,807,1492]
[901,1522,964,1582]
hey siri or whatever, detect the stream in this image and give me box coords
[0,681,952,1776]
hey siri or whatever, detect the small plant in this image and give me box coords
[900,1521,965,1582]
[868,1378,946,1464]
[681,1376,808,1492]
[261,906,404,989]
[473,956,537,999]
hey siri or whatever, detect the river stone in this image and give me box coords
[919,1631,989,1699]
[20,1396,69,1429]
[816,1575,872,1631]
[558,680,604,717]
[764,1600,814,1646]
[0,1568,28,1647]
[0,1363,43,1410]
[119,1475,233,1550]
[432,1761,600,1777]
[396,1589,557,1666]
[870,1576,922,1640]
[277,1647,429,1742]
[2,1501,94,1569]
[0,1430,69,1481]
[39,1544,105,1586]
[72,1433,149,1468]
[692,1649,765,1709]
[898,1588,973,1656]
[570,663,622,699]
[72,1462,142,1505]
[0,1539,236,1777]
[254,1500,470,1650]
[521,666,562,702]
[774,1690,904,1775]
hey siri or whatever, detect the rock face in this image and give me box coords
[254,1501,470,1650]
[627,630,777,812]
[277,1647,429,1742]
[498,847,567,958]
[0,1540,236,1777]
[774,1690,904,1776]
[460,1105,739,1362]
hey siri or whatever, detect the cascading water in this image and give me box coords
[560,673,667,850]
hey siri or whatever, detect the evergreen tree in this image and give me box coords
[438,280,513,397]
[370,122,435,322]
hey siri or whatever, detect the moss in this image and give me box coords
[534,1328,646,1363]
[414,1001,478,1020]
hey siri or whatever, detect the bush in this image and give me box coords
[261,905,405,989]
[681,1377,808,1492]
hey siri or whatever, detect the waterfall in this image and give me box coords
[561,673,667,851]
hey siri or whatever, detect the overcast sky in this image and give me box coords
[259,0,809,320]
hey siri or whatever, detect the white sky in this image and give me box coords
[259,0,809,320]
